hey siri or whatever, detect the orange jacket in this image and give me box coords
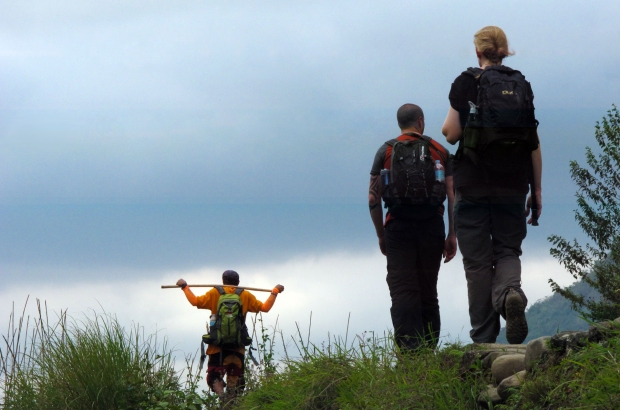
[183,286,279,355]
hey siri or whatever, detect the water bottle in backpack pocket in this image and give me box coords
[382,136,447,207]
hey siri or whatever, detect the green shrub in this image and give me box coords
[0,298,214,410]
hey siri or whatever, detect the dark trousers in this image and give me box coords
[385,215,445,351]
[454,193,528,343]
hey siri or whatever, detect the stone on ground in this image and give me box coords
[478,385,503,408]
[525,336,551,371]
[497,370,526,400]
[491,353,526,384]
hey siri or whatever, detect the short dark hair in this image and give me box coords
[222,270,240,286]
[397,104,424,129]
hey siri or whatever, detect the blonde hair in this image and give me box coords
[473,26,514,64]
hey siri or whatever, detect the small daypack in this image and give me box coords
[382,136,447,207]
[202,286,252,348]
[460,66,539,183]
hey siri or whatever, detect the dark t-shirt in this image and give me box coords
[449,68,530,195]
[370,134,453,221]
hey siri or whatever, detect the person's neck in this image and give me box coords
[401,127,423,136]
[479,57,501,70]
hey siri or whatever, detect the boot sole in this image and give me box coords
[505,292,528,344]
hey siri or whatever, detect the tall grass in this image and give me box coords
[238,317,488,410]
[7,300,619,409]
[0,298,213,410]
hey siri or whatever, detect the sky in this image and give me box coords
[2,0,620,367]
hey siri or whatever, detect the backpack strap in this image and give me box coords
[462,67,483,79]
[384,138,398,147]
[234,287,244,296]
[215,286,225,295]
[389,133,449,165]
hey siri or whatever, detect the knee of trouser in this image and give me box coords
[206,368,224,390]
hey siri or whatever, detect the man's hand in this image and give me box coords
[275,284,284,293]
[176,278,187,289]
[443,233,457,263]
[525,190,542,224]
[378,236,386,255]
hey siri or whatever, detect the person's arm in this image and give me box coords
[176,278,198,306]
[442,107,462,145]
[443,175,457,263]
[526,139,543,224]
[259,285,284,313]
[368,174,386,255]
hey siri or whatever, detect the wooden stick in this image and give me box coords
[161,284,274,292]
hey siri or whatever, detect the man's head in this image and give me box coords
[397,104,424,133]
[222,270,240,286]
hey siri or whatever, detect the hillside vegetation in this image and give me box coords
[3,299,620,409]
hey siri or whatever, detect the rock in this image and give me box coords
[481,351,512,370]
[491,354,526,384]
[549,331,589,354]
[525,336,551,371]
[459,349,494,374]
[461,343,529,375]
[474,343,528,354]
[497,370,526,400]
[478,385,503,408]
[588,321,620,342]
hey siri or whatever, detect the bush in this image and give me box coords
[0,298,214,410]
[549,104,620,322]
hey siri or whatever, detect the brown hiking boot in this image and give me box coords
[505,288,528,344]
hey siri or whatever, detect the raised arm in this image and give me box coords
[176,278,198,306]
[259,285,284,312]
[368,174,386,255]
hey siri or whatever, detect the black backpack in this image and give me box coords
[382,135,447,207]
[460,66,539,183]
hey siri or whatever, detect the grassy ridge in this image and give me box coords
[3,302,620,409]
[0,298,215,410]
[239,332,487,409]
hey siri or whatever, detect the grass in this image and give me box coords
[4,301,620,409]
[237,317,489,409]
[0,298,215,410]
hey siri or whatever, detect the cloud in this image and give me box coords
[1,249,576,365]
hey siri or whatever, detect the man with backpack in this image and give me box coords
[176,270,284,399]
[441,26,542,344]
[369,103,457,351]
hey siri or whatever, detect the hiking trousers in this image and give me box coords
[454,193,529,343]
[385,215,445,351]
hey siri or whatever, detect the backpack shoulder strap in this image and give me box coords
[422,135,448,164]
[384,138,398,147]
[234,287,244,296]
[215,286,225,295]
[462,67,483,79]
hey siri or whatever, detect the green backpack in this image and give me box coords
[202,286,252,348]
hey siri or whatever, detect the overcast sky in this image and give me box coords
[2,1,620,359]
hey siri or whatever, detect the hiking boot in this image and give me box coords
[505,288,528,344]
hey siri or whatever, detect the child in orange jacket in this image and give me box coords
[176,270,284,399]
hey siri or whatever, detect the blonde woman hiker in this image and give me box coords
[442,26,543,344]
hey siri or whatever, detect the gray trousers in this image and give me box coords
[454,192,528,343]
